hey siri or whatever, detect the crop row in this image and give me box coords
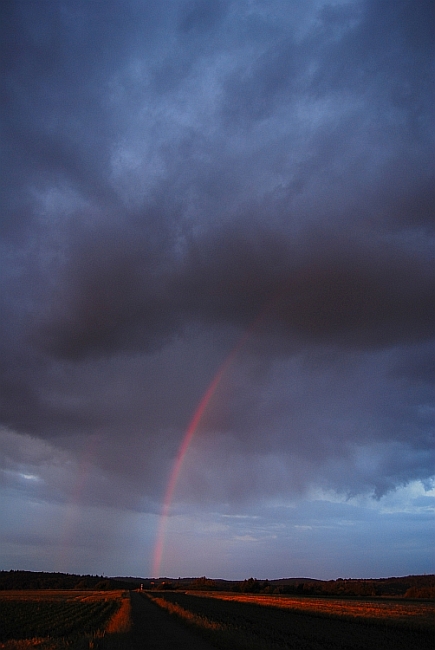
[0,597,118,642]
[148,591,434,650]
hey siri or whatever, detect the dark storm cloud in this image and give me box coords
[0,0,433,514]
[32,220,433,359]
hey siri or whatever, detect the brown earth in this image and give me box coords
[128,591,218,649]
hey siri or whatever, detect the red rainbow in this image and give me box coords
[151,326,255,578]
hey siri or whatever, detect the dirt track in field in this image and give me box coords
[128,592,217,649]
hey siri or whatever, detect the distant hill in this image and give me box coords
[146,574,435,598]
[0,570,140,591]
[269,577,322,585]
[266,575,435,598]
[1,570,434,598]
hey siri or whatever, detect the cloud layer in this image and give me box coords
[0,0,434,577]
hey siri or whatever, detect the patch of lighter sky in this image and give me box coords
[0,427,71,468]
[1,469,41,485]
[32,185,89,222]
[29,185,106,264]
[108,141,165,207]
[221,514,261,519]
[162,512,230,538]
[107,55,233,208]
[241,0,360,44]
[18,473,41,482]
[306,479,435,515]
[375,480,435,515]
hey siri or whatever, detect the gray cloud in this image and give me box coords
[0,0,433,577]
[29,220,433,361]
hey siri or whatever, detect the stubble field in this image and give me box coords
[1,588,433,650]
[147,590,435,650]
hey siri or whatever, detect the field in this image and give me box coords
[2,588,433,650]
[189,590,435,626]
[0,591,131,649]
[147,590,435,650]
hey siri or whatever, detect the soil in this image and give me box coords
[128,591,218,649]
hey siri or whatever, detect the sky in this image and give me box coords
[0,0,434,581]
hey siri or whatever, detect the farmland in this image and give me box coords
[0,590,131,649]
[147,590,435,650]
[188,590,435,626]
[1,585,433,650]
